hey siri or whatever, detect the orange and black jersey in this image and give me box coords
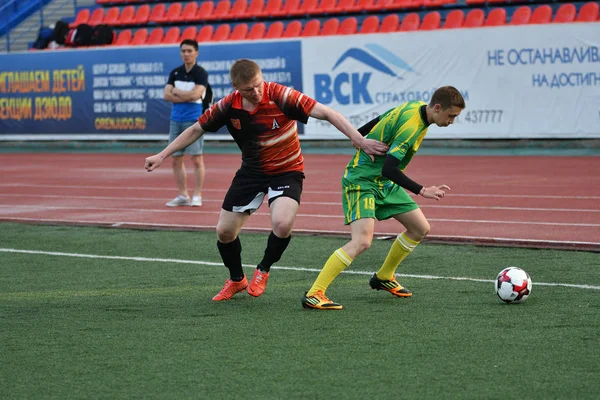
[198,82,317,175]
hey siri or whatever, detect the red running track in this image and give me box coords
[0,153,599,251]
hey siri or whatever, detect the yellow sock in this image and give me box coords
[376,232,420,280]
[307,248,353,296]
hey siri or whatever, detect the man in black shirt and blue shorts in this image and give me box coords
[163,39,212,207]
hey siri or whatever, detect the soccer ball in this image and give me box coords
[495,267,532,303]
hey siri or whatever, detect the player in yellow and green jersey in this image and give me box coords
[302,86,466,310]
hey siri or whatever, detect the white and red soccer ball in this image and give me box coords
[495,267,532,303]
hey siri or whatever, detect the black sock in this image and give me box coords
[257,232,291,273]
[217,237,244,281]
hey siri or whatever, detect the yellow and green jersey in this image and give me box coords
[343,100,429,189]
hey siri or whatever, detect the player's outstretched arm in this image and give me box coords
[382,155,450,201]
[309,103,388,158]
[145,122,206,172]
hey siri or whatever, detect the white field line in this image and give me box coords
[0,183,599,200]
[1,248,599,291]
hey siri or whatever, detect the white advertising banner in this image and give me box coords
[301,23,600,139]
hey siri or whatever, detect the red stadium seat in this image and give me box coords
[302,19,321,36]
[69,9,90,28]
[155,3,182,24]
[146,28,164,44]
[335,0,358,13]
[291,0,319,16]
[88,8,105,26]
[553,3,576,23]
[379,14,399,32]
[355,0,375,12]
[259,0,282,17]
[114,29,132,46]
[359,15,380,34]
[464,9,484,28]
[316,0,337,14]
[576,2,599,22]
[148,4,166,24]
[103,7,120,26]
[442,9,464,29]
[465,0,484,4]
[283,20,302,37]
[529,5,552,24]
[230,0,248,19]
[321,18,340,35]
[396,0,423,9]
[173,2,199,23]
[272,0,299,17]
[130,28,149,45]
[509,6,531,25]
[194,1,215,22]
[265,21,285,38]
[247,22,267,39]
[229,23,249,40]
[339,17,358,34]
[213,24,232,40]
[423,0,446,7]
[196,25,215,41]
[420,11,440,30]
[116,6,135,25]
[484,8,506,26]
[162,27,181,44]
[181,26,198,41]
[245,0,265,17]
[400,12,420,31]
[131,4,151,26]
[365,0,394,12]
[211,1,232,20]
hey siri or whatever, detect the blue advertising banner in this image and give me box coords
[0,40,302,138]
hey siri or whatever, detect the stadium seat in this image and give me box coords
[464,9,484,28]
[355,0,375,12]
[553,3,576,23]
[229,23,249,40]
[265,21,285,38]
[258,0,281,17]
[442,9,464,29]
[464,0,484,5]
[509,6,531,25]
[576,2,599,22]
[291,0,319,16]
[247,22,267,39]
[420,11,440,30]
[365,0,394,12]
[148,4,167,24]
[379,14,399,32]
[397,0,424,9]
[335,0,358,13]
[400,12,420,31]
[316,0,338,14]
[272,0,299,17]
[423,0,446,7]
[210,1,232,21]
[162,27,181,44]
[245,0,265,18]
[196,25,215,41]
[173,2,199,23]
[302,19,321,36]
[103,7,120,26]
[230,0,249,19]
[116,5,135,25]
[321,18,340,35]
[131,4,151,26]
[88,8,105,26]
[484,8,506,26]
[339,17,358,34]
[213,24,232,40]
[146,28,164,44]
[283,20,302,37]
[180,26,198,41]
[130,28,149,45]
[359,15,380,33]
[529,5,552,24]
[114,29,132,46]
[155,3,183,24]
[194,1,215,22]
[69,9,90,28]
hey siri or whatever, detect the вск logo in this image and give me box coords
[314,43,417,105]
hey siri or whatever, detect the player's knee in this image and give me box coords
[216,226,237,243]
[191,155,203,168]
[353,237,372,256]
[271,219,293,238]
[411,222,430,241]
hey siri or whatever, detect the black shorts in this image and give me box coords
[222,170,305,214]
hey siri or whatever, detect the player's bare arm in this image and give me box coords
[172,85,206,102]
[145,122,206,171]
[382,155,450,201]
[309,102,388,157]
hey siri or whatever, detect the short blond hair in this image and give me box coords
[230,59,262,87]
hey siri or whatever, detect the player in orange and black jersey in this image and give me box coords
[145,58,389,301]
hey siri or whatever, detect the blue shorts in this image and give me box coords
[169,120,204,156]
